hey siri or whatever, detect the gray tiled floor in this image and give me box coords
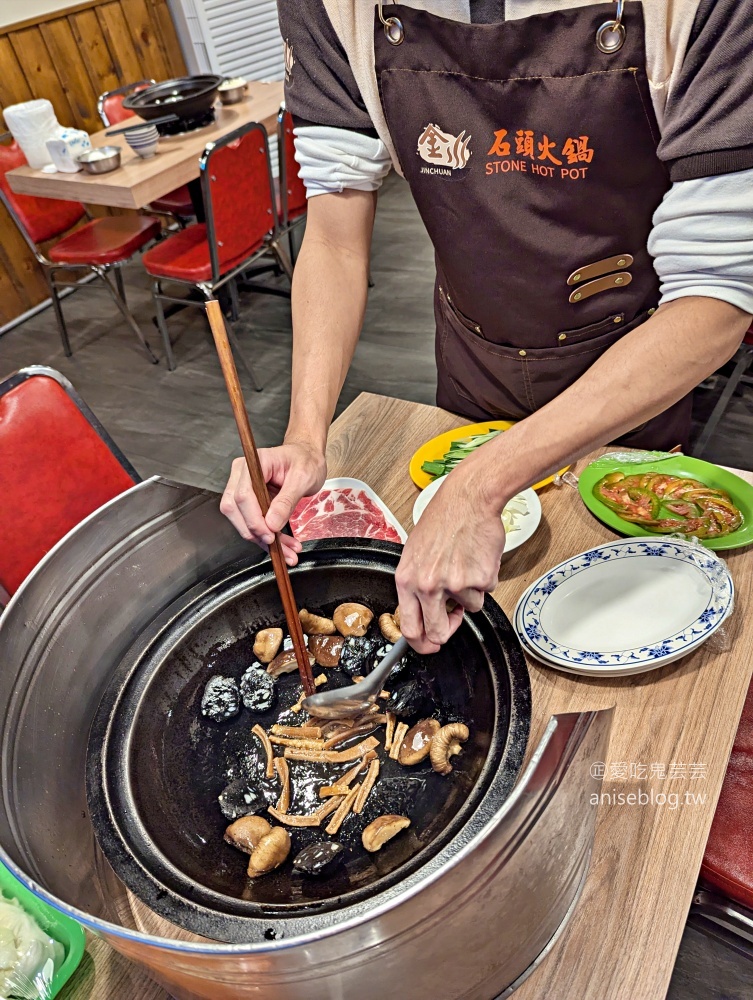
[1,171,752,998]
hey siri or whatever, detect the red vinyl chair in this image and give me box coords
[142,121,292,378]
[277,106,307,262]
[0,366,139,597]
[98,81,194,224]
[97,79,155,127]
[691,679,753,952]
[0,134,161,361]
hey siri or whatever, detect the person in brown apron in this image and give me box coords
[222,2,752,652]
[375,1,686,449]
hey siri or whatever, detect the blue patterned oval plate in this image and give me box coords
[514,538,734,676]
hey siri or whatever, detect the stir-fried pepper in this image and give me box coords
[594,471,743,539]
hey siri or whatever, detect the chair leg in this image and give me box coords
[152,281,176,371]
[227,324,262,392]
[205,294,261,392]
[270,241,294,281]
[44,269,72,357]
[114,267,127,305]
[96,268,159,364]
[694,348,752,457]
[229,278,240,322]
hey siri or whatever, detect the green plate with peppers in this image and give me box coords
[578,454,753,551]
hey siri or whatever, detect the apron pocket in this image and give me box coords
[556,313,625,344]
[438,284,485,338]
[438,295,650,417]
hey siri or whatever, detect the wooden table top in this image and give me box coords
[5,80,284,210]
[59,392,753,1000]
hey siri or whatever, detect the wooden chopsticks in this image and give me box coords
[205,299,315,696]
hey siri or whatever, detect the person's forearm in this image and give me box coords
[463,297,751,508]
[285,190,377,453]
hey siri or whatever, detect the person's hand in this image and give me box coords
[395,468,506,654]
[220,441,327,566]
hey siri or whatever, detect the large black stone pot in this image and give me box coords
[86,537,531,943]
[122,75,223,125]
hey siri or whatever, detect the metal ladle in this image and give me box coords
[303,636,409,719]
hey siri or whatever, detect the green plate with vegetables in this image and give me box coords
[0,861,85,998]
[578,454,753,550]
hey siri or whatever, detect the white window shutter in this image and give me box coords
[169,0,283,163]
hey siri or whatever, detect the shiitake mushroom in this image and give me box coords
[267,649,315,678]
[253,627,283,664]
[309,634,345,668]
[247,827,291,876]
[362,815,410,852]
[397,719,441,765]
[299,610,336,635]
[333,603,373,637]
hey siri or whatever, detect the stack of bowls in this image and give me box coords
[125,124,159,159]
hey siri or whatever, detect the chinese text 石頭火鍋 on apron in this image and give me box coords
[374,1,691,449]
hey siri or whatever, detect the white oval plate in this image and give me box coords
[514,538,733,676]
[513,588,720,678]
[412,477,541,555]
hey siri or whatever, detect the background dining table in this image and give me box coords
[57,392,753,1000]
[5,80,284,211]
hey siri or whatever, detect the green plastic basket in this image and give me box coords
[0,861,85,998]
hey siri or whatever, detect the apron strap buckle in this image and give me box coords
[596,0,626,54]
[378,0,405,45]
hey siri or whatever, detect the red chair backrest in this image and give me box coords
[100,81,154,127]
[202,124,276,280]
[102,93,131,126]
[279,109,307,221]
[0,141,85,245]
[0,372,137,595]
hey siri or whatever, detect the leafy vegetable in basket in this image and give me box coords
[593,472,743,539]
[0,893,63,998]
[421,429,502,480]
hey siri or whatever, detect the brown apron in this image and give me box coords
[373,1,692,450]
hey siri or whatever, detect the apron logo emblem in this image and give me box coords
[284,39,295,83]
[486,128,595,181]
[417,123,472,175]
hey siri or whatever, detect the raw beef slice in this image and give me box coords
[290,487,402,543]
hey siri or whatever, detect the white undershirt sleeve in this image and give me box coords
[648,170,753,316]
[293,125,392,197]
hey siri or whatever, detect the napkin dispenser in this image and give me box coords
[45,129,92,173]
[4,99,61,169]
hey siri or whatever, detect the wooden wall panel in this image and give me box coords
[69,8,120,97]
[124,0,171,83]
[8,26,76,127]
[40,19,102,133]
[0,0,187,327]
[0,37,33,109]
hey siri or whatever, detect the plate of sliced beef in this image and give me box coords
[290,479,407,544]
